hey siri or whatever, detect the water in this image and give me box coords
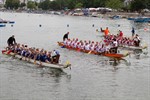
[0,12,150,100]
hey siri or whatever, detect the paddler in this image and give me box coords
[101,27,110,35]
[131,27,135,37]
[51,50,60,64]
[104,27,110,35]
[119,30,123,37]
[110,38,118,53]
[133,34,140,47]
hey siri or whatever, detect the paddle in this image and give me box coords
[88,50,92,54]
[7,50,12,54]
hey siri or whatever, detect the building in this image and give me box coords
[124,0,133,6]
[0,0,5,5]
[0,0,5,8]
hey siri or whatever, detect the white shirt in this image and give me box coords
[113,41,118,47]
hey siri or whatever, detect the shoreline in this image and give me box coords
[0,9,150,18]
[106,12,150,18]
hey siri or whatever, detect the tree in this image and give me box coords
[49,1,60,10]
[27,1,37,10]
[20,3,26,8]
[75,3,83,8]
[64,0,76,9]
[130,0,147,12]
[105,0,123,10]
[145,0,150,9]
[93,0,107,7]
[5,0,20,9]
[38,0,50,10]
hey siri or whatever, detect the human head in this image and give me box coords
[113,38,116,41]
[12,35,14,38]
[67,32,69,34]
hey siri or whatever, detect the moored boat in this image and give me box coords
[0,18,15,24]
[127,17,150,23]
[8,21,15,24]
[134,17,150,23]
[2,50,71,71]
[0,24,6,27]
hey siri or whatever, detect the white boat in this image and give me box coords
[2,50,71,71]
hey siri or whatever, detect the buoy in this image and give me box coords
[92,24,94,27]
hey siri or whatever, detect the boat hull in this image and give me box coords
[2,50,71,70]
[58,42,128,58]
[0,24,6,27]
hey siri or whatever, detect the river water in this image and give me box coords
[0,12,150,100]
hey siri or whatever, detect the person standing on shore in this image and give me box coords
[63,32,69,41]
[131,27,135,37]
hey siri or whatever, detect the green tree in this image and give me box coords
[130,0,147,12]
[75,3,83,8]
[20,3,26,8]
[5,0,20,9]
[39,0,50,10]
[105,0,123,10]
[93,0,107,7]
[145,0,150,9]
[27,1,37,10]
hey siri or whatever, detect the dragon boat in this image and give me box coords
[2,50,71,71]
[57,42,129,59]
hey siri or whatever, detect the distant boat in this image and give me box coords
[127,17,150,23]
[0,18,15,24]
[111,15,120,19]
[0,24,6,27]
[8,21,15,24]
[134,17,150,22]
[127,17,135,20]
[0,20,7,23]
